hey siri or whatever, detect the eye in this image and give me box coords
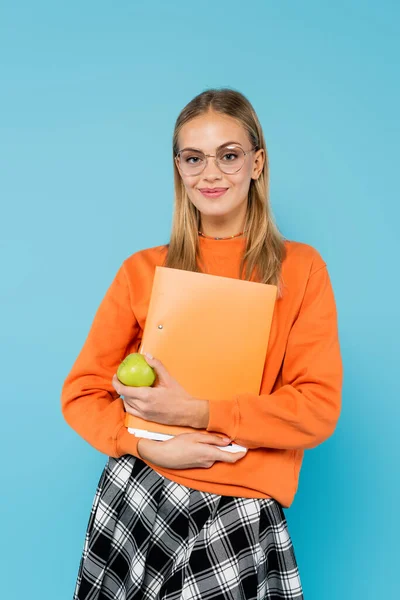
[218,145,243,162]
[180,150,205,165]
[222,152,238,161]
[186,155,201,164]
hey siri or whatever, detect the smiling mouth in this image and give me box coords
[198,188,228,198]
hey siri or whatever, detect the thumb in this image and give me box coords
[143,353,170,384]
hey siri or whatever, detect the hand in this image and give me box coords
[112,354,209,428]
[137,432,247,469]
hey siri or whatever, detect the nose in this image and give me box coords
[202,156,222,182]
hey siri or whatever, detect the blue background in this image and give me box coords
[1,1,399,598]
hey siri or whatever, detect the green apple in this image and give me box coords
[117,353,156,387]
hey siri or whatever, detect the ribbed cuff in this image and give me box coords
[115,424,141,458]
[206,397,239,439]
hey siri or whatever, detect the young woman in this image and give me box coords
[62,88,342,599]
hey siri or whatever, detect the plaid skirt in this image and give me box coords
[73,456,303,600]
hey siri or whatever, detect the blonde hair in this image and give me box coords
[164,88,286,289]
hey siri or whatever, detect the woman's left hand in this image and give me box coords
[111,354,208,428]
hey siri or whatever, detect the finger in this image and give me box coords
[112,374,148,399]
[122,396,140,410]
[123,401,142,418]
[213,448,247,463]
[143,353,170,385]
[196,433,232,446]
[112,374,121,393]
[123,396,149,413]
[176,433,233,447]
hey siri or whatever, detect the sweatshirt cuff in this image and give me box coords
[206,397,239,439]
[115,424,141,458]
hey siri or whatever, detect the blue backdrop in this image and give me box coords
[2,1,399,598]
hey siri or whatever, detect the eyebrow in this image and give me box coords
[178,140,244,153]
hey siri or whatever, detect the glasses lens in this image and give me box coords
[216,145,245,173]
[178,149,206,175]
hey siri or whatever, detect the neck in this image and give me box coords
[199,230,244,241]
[199,217,246,240]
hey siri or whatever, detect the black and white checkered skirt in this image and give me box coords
[73,456,303,600]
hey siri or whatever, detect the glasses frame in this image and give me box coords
[175,143,258,175]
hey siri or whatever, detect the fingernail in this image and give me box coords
[222,437,231,442]
[144,352,153,359]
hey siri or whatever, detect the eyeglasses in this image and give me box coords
[175,143,257,176]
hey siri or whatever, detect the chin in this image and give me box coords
[193,198,233,215]
[198,206,233,218]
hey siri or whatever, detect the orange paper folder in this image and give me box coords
[124,266,277,437]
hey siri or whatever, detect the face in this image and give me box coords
[175,111,265,228]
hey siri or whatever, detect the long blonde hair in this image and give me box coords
[164,88,286,288]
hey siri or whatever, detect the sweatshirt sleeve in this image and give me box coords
[61,261,142,458]
[206,264,343,450]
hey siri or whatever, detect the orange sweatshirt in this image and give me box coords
[61,236,342,507]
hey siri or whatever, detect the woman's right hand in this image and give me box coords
[137,433,247,470]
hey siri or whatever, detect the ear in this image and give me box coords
[175,155,184,179]
[251,148,265,180]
